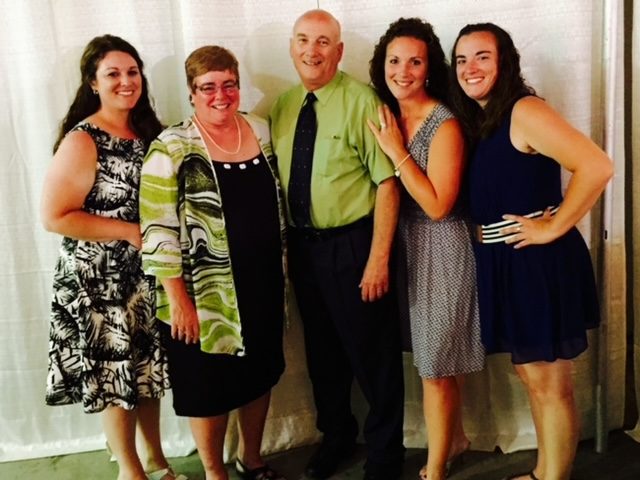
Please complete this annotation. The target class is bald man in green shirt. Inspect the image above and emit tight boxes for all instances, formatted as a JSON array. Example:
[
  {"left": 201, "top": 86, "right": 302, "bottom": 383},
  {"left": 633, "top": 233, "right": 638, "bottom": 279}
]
[{"left": 270, "top": 9, "right": 405, "bottom": 480}]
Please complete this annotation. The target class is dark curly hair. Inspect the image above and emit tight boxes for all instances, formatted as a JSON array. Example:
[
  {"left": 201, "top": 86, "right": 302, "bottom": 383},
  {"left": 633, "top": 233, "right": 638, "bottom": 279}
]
[
  {"left": 449, "top": 23, "right": 536, "bottom": 141},
  {"left": 53, "top": 34, "right": 163, "bottom": 152},
  {"left": 369, "top": 17, "right": 450, "bottom": 116}
]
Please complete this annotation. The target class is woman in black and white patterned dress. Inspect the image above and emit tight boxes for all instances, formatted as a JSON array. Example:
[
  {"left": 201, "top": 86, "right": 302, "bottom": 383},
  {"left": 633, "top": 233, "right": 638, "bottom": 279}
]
[
  {"left": 368, "top": 19, "right": 485, "bottom": 480},
  {"left": 42, "top": 35, "right": 185, "bottom": 480}
]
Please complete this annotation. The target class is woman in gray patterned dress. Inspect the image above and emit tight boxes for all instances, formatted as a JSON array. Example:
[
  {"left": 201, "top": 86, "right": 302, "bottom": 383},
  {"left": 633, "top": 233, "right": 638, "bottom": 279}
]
[
  {"left": 368, "top": 19, "right": 485, "bottom": 480},
  {"left": 41, "top": 35, "right": 185, "bottom": 480}
]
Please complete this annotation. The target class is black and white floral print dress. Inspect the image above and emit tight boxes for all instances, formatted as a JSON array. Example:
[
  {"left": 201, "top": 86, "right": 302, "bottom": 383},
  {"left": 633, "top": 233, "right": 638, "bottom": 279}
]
[{"left": 45, "top": 123, "right": 169, "bottom": 413}]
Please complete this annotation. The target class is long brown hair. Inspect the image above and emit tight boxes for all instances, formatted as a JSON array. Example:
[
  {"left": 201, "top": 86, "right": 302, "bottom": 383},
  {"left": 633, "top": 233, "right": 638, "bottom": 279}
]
[
  {"left": 53, "top": 34, "right": 162, "bottom": 152},
  {"left": 449, "top": 23, "right": 536, "bottom": 142}
]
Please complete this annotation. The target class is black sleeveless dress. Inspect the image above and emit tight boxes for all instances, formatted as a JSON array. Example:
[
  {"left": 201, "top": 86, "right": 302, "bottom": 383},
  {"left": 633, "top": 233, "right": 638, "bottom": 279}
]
[{"left": 161, "top": 153, "right": 285, "bottom": 416}]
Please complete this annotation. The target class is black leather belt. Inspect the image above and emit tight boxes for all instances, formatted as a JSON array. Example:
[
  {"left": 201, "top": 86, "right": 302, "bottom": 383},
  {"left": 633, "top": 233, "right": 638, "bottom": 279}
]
[{"left": 289, "top": 216, "right": 372, "bottom": 241}]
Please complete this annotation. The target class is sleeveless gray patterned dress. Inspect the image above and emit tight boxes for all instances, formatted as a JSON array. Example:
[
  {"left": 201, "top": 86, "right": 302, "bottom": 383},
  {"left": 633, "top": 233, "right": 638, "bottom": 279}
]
[
  {"left": 45, "top": 123, "right": 169, "bottom": 413},
  {"left": 399, "top": 104, "right": 485, "bottom": 378}
]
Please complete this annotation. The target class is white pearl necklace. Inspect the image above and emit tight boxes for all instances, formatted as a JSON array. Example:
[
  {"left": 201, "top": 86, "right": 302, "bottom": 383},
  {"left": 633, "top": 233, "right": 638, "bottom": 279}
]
[{"left": 193, "top": 114, "right": 242, "bottom": 155}]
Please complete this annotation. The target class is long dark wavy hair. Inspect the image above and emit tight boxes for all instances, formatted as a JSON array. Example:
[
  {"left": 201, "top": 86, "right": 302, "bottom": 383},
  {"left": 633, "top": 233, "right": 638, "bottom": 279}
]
[
  {"left": 449, "top": 23, "right": 536, "bottom": 142},
  {"left": 53, "top": 34, "right": 162, "bottom": 152},
  {"left": 369, "top": 17, "right": 450, "bottom": 116}
]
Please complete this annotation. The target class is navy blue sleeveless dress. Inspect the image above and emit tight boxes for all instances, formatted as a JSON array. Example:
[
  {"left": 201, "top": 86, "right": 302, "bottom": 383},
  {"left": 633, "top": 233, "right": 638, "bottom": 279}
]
[{"left": 468, "top": 105, "right": 599, "bottom": 364}]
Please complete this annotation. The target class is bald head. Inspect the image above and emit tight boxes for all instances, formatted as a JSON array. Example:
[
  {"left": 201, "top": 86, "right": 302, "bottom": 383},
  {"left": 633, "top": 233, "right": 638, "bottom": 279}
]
[{"left": 293, "top": 9, "right": 341, "bottom": 41}]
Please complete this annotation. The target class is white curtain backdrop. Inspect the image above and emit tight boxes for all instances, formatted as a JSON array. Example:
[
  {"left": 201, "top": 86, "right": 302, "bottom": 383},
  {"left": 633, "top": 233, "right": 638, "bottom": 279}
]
[{"left": 0, "top": 0, "right": 628, "bottom": 463}]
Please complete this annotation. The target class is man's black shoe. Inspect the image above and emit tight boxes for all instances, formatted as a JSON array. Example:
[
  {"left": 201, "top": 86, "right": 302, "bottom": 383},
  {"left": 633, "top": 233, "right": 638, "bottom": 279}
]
[{"left": 304, "top": 440, "right": 356, "bottom": 479}]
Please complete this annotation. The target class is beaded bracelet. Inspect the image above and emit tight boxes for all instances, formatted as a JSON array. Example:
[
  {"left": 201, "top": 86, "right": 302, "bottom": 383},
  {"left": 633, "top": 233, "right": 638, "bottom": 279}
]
[{"left": 394, "top": 153, "right": 411, "bottom": 177}]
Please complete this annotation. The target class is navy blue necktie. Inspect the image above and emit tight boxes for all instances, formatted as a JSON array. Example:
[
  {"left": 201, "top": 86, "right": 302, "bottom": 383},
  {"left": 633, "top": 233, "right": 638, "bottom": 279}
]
[{"left": 289, "top": 92, "right": 317, "bottom": 227}]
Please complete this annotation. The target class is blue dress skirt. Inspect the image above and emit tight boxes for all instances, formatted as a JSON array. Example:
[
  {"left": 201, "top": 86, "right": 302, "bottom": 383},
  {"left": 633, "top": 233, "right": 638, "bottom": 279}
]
[{"left": 468, "top": 105, "right": 599, "bottom": 364}]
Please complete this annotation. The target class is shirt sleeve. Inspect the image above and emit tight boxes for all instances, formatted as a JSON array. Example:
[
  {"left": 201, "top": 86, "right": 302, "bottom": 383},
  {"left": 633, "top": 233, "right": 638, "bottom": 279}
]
[
  {"left": 358, "top": 92, "right": 395, "bottom": 185},
  {"left": 139, "top": 135, "right": 183, "bottom": 278}
]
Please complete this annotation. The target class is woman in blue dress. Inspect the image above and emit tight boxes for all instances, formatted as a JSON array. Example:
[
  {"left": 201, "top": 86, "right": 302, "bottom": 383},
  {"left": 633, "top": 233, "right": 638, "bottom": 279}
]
[{"left": 450, "top": 23, "right": 612, "bottom": 480}]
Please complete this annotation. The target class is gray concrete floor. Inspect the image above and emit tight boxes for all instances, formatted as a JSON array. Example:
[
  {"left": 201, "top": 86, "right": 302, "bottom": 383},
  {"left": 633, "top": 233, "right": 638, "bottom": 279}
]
[{"left": 1, "top": 429, "right": 638, "bottom": 479}]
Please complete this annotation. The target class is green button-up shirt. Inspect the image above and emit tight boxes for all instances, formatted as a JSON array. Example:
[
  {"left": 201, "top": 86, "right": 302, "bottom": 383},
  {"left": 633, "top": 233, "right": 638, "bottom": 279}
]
[{"left": 270, "top": 71, "right": 394, "bottom": 229}]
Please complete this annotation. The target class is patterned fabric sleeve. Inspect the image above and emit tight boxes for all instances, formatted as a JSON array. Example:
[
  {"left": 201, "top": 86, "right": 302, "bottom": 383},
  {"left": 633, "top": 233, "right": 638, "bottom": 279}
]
[
  {"left": 140, "top": 136, "right": 183, "bottom": 278},
  {"left": 140, "top": 122, "right": 246, "bottom": 355},
  {"left": 140, "top": 116, "right": 286, "bottom": 355}
]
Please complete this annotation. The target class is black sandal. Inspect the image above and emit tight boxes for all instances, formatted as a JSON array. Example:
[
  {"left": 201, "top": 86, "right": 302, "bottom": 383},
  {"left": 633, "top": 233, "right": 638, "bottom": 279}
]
[{"left": 235, "top": 458, "right": 286, "bottom": 480}]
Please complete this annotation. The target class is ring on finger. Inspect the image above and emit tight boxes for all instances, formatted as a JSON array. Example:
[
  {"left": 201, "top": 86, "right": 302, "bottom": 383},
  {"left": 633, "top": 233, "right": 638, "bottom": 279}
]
[{"left": 380, "top": 123, "right": 387, "bottom": 129}]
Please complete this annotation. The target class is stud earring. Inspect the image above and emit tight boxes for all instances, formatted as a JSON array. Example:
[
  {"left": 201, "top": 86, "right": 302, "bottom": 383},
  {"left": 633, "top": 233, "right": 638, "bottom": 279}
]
[
  {"left": 425, "top": 78, "right": 430, "bottom": 88},
  {"left": 92, "top": 89, "right": 98, "bottom": 95}
]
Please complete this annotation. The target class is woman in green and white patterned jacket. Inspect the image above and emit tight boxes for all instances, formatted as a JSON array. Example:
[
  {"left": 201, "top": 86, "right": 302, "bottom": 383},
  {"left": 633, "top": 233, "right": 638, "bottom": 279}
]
[{"left": 140, "top": 45, "right": 287, "bottom": 480}]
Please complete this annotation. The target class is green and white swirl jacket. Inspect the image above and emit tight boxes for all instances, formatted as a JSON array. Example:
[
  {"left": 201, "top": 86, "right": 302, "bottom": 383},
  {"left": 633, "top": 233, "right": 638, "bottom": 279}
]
[{"left": 140, "top": 113, "right": 287, "bottom": 355}]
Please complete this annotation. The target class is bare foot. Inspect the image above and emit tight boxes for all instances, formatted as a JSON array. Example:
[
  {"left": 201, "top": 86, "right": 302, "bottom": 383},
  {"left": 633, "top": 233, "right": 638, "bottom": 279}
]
[
  {"left": 449, "top": 437, "right": 471, "bottom": 459},
  {"left": 419, "top": 464, "right": 427, "bottom": 479}
]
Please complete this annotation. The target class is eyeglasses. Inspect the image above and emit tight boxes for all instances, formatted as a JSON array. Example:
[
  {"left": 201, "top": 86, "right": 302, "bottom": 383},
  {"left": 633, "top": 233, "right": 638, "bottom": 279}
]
[{"left": 194, "top": 80, "right": 239, "bottom": 96}]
